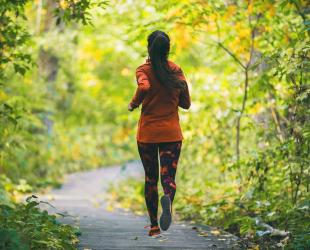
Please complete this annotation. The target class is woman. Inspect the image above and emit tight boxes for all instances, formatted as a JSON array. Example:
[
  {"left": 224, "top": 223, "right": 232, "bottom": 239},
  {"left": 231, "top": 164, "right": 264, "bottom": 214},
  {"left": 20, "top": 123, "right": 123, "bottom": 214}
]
[{"left": 128, "top": 30, "right": 191, "bottom": 237}]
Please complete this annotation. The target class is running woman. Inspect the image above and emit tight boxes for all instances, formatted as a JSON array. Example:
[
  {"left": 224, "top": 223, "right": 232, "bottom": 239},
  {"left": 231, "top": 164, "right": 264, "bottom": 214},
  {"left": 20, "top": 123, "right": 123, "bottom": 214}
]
[{"left": 128, "top": 30, "right": 191, "bottom": 237}]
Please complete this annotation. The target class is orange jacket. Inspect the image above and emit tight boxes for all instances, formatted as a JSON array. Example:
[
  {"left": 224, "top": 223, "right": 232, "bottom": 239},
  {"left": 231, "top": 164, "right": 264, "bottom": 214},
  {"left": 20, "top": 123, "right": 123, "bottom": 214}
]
[{"left": 130, "top": 59, "right": 191, "bottom": 143}]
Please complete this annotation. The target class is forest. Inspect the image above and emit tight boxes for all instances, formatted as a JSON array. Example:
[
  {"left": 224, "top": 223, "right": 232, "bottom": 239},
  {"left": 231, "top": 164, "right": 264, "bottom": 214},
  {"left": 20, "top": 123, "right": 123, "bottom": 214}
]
[{"left": 0, "top": 0, "right": 309, "bottom": 249}]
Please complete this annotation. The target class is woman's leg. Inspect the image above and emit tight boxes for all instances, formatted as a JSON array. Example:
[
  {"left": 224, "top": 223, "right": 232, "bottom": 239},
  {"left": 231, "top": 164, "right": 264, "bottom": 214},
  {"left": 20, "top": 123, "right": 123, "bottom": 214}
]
[
  {"left": 159, "top": 141, "right": 182, "bottom": 204},
  {"left": 137, "top": 141, "right": 159, "bottom": 227}
]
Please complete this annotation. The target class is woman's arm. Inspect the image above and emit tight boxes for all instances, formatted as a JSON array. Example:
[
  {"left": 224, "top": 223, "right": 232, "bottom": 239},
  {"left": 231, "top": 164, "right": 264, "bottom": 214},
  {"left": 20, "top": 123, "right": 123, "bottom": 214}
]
[
  {"left": 129, "top": 66, "right": 150, "bottom": 111},
  {"left": 177, "top": 68, "right": 191, "bottom": 109},
  {"left": 179, "top": 82, "right": 191, "bottom": 109}
]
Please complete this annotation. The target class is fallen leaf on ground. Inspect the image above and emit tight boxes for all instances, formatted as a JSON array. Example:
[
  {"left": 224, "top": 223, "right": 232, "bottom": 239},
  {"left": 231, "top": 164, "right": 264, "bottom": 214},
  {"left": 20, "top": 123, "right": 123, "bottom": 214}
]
[
  {"left": 198, "top": 232, "right": 209, "bottom": 237},
  {"left": 211, "top": 230, "right": 221, "bottom": 236},
  {"left": 248, "top": 245, "right": 259, "bottom": 250}
]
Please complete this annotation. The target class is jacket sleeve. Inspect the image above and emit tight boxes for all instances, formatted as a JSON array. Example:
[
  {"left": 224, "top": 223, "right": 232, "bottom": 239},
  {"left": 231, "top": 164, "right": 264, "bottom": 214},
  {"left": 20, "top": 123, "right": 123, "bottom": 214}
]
[
  {"left": 177, "top": 68, "right": 191, "bottom": 110},
  {"left": 130, "top": 66, "right": 150, "bottom": 108}
]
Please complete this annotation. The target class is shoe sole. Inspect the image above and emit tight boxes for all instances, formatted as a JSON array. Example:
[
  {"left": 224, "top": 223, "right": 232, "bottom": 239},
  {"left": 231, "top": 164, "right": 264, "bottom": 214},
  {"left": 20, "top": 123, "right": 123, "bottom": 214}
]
[{"left": 159, "top": 195, "right": 172, "bottom": 231}]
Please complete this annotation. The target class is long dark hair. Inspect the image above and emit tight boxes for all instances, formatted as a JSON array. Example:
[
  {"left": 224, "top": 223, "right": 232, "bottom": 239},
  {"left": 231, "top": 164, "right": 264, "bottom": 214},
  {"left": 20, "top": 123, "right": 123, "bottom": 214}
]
[{"left": 147, "top": 30, "right": 186, "bottom": 90}]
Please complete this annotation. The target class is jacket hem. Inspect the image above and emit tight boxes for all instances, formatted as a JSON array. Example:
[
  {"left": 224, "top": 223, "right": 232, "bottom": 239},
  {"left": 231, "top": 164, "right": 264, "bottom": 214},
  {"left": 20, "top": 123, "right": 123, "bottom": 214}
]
[{"left": 136, "top": 137, "right": 184, "bottom": 143}]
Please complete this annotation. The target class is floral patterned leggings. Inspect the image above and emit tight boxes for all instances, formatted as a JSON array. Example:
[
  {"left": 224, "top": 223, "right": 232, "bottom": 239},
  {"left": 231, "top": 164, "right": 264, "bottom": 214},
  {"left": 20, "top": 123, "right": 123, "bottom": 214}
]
[{"left": 137, "top": 140, "right": 182, "bottom": 227}]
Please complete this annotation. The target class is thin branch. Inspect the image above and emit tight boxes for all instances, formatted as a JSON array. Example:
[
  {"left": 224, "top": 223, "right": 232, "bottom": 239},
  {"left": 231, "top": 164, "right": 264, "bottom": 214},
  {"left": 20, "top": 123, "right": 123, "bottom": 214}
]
[
  {"left": 236, "top": 0, "right": 259, "bottom": 169},
  {"left": 218, "top": 42, "right": 246, "bottom": 69},
  {"left": 213, "top": 12, "right": 247, "bottom": 70},
  {"left": 188, "top": 26, "right": 247, "bottom": 69},
  {"left": 236, "top": 69, "right": 249, "bottom": 164}
]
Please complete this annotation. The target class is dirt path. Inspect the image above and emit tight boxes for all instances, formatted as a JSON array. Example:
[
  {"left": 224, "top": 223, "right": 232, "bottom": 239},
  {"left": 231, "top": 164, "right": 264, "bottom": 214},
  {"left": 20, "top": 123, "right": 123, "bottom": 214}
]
[{"left": 38, "top": 161, "right": 241, "bottom": 250}]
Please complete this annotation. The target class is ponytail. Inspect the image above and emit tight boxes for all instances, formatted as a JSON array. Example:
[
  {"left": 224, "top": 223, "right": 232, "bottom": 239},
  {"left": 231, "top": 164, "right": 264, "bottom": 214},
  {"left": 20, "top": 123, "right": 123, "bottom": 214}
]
[{"left": 147, "top": 30, "right": 186, "bottom": 90}]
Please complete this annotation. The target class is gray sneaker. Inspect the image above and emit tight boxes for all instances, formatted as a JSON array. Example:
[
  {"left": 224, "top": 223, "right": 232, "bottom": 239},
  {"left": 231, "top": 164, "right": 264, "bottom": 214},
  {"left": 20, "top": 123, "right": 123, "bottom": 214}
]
[{"left": 159, "top": 195, "right": 172, "bottom": 231}]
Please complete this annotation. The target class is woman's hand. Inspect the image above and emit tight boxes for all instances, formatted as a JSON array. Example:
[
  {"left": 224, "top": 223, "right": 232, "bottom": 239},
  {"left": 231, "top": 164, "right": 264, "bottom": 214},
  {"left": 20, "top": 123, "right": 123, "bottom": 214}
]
[{"left": 128, "top": 103, "right": 134, "bottom": 112}]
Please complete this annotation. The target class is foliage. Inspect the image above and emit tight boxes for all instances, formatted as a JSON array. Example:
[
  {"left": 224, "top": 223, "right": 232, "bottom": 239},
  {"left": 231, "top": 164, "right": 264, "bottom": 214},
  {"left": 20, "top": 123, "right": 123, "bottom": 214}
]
[
  {"left": 0, "top": 0, "right": 309, "bottom": 249},
  {"left": 0, "top": 195, "right": 78, "bottom": 250},
  {"left": 0, "top": 0, "right": 106, "bottom": 248}
]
